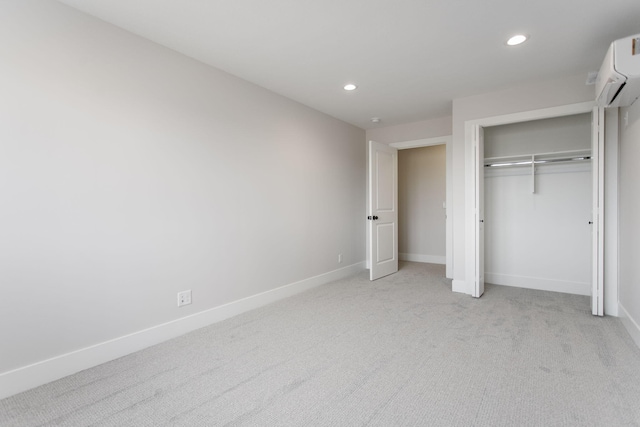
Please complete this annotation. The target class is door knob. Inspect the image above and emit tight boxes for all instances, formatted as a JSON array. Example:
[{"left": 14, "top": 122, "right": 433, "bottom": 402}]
[{"left": 373, "top": 216, "right": 379, "bottom": 220}]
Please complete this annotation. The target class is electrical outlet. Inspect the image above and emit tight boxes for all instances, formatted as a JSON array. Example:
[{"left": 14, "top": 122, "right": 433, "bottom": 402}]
[
  {"left": 177, "top": 290, "right": 192, "bottom": 307},
  {"left": 338, "top": 253, "right": 343, "bottom": 263}
]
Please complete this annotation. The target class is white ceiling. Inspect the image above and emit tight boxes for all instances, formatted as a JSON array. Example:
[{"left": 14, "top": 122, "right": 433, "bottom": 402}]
[{"left": 57, "top": 0, "right": 640, "bottom": 129}]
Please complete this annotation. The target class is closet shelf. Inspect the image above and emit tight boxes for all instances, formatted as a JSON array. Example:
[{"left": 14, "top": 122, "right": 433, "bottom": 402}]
[
  {"left": 484, "top": 149, "right": 591, "bottom": 193},
  {"left": 484, "top": 149, "right": 591, "bottom": 168}
]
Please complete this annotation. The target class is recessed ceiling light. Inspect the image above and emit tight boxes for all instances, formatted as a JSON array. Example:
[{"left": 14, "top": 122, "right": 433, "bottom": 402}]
[
  {"left": 371, "top": 117, "right": 381, "bottom": 123},
  {"left": 343, "top": 83, "right": 357, "bottom": 91},
  {"left": 506, "top": 34, "right": 528, "bottom": 46}
]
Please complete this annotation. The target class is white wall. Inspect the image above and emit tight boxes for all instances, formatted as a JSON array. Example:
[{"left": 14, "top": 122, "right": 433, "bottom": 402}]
[
  {"left": 451, "top": 75, "right": 595, "bottom": 293},
  {"left": 0, "top": 1, "right": 365, "bottom": 397},
  {"left": 483, "top": 114, "right": 592, "bottom": 295},
  {"left": 483, "top": 114, "right": 592, "bottom": 157},
  {"left": 398, "top": 145, "right": 446, "bottom": 264},
  {"left": 604, "top": 109, "right": 619, "bottom": 316},
  {"left": 366, "top": 116, "right": 452, "bottom": 144},
  {"left": 618, "top": 101, "right": 640, "bottom": 346}
]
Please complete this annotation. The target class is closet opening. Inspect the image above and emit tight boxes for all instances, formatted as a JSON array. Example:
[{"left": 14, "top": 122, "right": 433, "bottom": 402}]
[{"left": 482, "top": 113, "right": 593, "bottom": 297}]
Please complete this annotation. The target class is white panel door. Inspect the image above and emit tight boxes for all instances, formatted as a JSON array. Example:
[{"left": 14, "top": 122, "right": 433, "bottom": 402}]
[
  {"left": 474, "top": 126, "right": 485, "bottom": 297},
  {"left": 591, "top": 107, "right": 605, "bottom": 316},
  {"left": 369, "top": 140, "right": 398, "bottom": 281}
]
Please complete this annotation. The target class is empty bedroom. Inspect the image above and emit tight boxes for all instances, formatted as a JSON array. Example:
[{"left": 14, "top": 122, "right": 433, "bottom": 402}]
[{"left": 2, "top": 0, "right": 640, "bottom": 425}]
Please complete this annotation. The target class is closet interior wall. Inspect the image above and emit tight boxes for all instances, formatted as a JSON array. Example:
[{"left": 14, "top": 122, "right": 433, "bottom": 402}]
[{"left": 483, "top": 113, "right": 593, "bottom": 295}]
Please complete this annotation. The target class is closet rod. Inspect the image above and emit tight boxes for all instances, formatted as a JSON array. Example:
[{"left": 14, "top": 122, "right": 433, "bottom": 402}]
[
  {"left": 484, "top": 149, "right": 590, "bottom": 162},
  {"left": 485, "top": 156, "right": 591, "bottom": 168}
]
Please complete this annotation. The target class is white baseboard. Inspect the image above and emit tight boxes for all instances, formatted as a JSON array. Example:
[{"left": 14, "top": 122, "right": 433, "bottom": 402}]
[
  {"left": 0, "top": 262, "right": 366, "bottom": 400},
  {"left": 619, "top": 303, "right": 640, "bottom": 349},
  {"left": 485, "top": 272, "right": 590, "bottom": 296},
  {"left": 452, "top": 279, "right": 468, "bottom": 294},
  {"left": 399, "top": 253, "right": 446, "bottom": 265}
]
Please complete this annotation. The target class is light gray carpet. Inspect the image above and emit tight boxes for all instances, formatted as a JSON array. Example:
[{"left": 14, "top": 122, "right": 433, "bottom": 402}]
[{"left": 2, "top": 262, "right": 640, "bottom": 426}]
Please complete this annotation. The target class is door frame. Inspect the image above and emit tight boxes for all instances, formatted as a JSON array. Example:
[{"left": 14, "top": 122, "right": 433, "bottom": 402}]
[
  {"left": 389, "top": 136, "right": 453, "bottom": 278},
  {"left": 366, "top": 136, "right": 452, "bottom": 276},
  {"left": 464, "top": 101, "right": 608, "bottom": 314}
]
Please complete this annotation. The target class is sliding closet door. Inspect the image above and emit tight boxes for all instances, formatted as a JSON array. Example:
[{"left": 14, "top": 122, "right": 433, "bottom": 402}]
[
  {"left": 591, "top": 107, "right": 604, "bottom": 316},
  {"left": 474, "top": 126, "right": 485, "bottom": 298}
]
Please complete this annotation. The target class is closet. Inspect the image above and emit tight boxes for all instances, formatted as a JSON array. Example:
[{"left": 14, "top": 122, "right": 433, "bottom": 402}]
[{"left": 483, "top": 113, "right": 592, "bottom": 295}]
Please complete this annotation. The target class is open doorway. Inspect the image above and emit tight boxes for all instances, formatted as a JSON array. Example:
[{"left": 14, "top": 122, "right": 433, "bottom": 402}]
[
  {"left": 367, "top": 135, "right": 452, "bottom": 280},
  {"left": 397, "top": 145, "right": 446, "bottom": 266},
  {"left": 389, "top": 136, "right": 453, "bottom": 278}
]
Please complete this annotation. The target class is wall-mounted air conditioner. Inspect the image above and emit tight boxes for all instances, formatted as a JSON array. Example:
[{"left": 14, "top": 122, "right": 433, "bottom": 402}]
[{"left": 596, "top": 34, "right": 640, "bottom": 108}]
